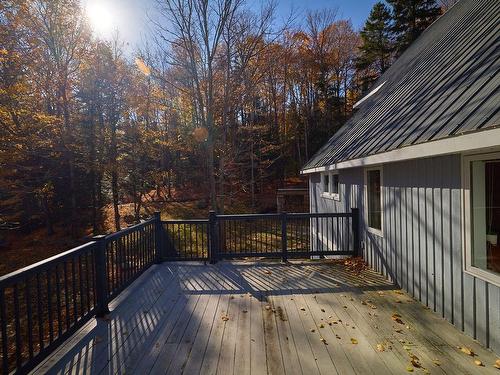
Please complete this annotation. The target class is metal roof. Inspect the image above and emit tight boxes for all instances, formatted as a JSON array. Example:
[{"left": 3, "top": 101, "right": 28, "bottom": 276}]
[{"left": 302, "top": 0, "right": 500, "bottom": 171}]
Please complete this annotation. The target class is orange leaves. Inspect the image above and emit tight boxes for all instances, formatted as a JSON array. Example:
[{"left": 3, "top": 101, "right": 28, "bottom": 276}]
[{"left": 135, "top": 58, "right": 151, "bottom": 76}]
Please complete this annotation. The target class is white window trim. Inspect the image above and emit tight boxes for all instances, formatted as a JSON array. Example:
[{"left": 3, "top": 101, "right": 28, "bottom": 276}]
[
  {"left": 364, "top": 166, "right": 384, "bottom": 237},
  {"left": 321, "top": 171, "right": 340, "bottom": 201},
  {"left": 462, "top": 151, "right": 500, "bottom": 287}
]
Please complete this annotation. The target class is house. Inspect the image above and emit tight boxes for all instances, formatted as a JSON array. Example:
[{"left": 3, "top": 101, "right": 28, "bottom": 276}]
[{"left": 301, "top": 0, "right": 500, "bottom": 354}]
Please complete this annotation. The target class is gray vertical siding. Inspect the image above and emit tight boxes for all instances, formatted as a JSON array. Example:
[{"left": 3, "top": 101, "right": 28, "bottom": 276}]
[{"left": 310, "top": 154, "right": 500, "bottom": 354}]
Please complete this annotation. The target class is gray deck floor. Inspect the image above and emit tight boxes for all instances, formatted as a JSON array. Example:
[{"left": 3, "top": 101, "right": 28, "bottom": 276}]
[{"left": 33, "top": 260, "right": 499, "bottom": 375}]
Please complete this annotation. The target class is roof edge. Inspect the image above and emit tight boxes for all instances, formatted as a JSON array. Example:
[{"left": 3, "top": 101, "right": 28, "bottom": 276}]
[{"left": 300, "top": 127, "right": 500, "bottom": 174}]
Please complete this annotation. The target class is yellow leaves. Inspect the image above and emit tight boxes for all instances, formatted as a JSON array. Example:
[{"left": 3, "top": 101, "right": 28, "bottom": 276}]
[
  {"left": 376, "top": 343, "right": 385, "bottom": 352},
  {"left": 320, "top": 337, "right": 327, "bottom": 345},
  {"left": 474, "top": 359, "right": 484, "bottom": 367},
  {"left": 135, "top": 58, "right": 151, "bottom": 76},
  {"left": 458, "top": 346, "right": 475, "bottom": 356},
  {"left": 494, "top": 359, "right": 500, "bottom": 369},
  {"left": 350, "top": 338, "right": 358, "bottom": 344},
  {"left": 221, "top": 314, "right": 229, "bottom": 321}
]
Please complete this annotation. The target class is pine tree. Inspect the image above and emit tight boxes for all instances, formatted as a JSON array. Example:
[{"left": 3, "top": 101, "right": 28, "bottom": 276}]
[
  {"left": 357, "top": 2, "right": 394, "bottom": 89},
  {"left": 388, "top": 0, "right": 442, "bottom": 55}
]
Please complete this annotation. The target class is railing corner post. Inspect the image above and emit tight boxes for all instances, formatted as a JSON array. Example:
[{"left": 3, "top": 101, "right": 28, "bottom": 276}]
[
  {"left": 154, "top": 211, "right": 163, "bottom": 264},
  {"left": 281, "top": 212, "right": 288, "bottom": 262},
  {"left": 208, "top": 210, "right": 218, "bottom": 264},
  {"left": 92, "top": 235, "right": 110, "bottom": 317},
  {"left": 351, "top": 207, "right": 360, "bottom": 257}
]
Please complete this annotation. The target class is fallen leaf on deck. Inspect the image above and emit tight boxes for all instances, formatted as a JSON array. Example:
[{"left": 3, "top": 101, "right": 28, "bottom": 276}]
[
  {"left": 230, "top": 296, "right": 235, "bottom": 299},
  {"left": 395, "top": 329, "right": 404, "bottom": 333},
  {"left": 361, "top": 301, "right": 367, "bottom": 305},
  {"left": 495, "top": 359, "right": 500, "bottom": 369},
  {"left": 474, "top": 360, "right": 484, "bottom": 367},
  {"left": 300, "top": 307, "right": 306, "bottom": 311},
  {"left": 376, "top": 344, "right": 385, "bottom": 352},
  {"left": 320, "top": 337, "right": 327, "bottom": 345},
  {"left": 391, "top": 313, "right": 404, "bottom": 324},
  {"left": 265, "top": 305, "right": 271, "bottom": 310},
  {"left": 350, "top": 338, "right": 358, "bottom": 344},
  {"left": 320, "top": 324, "right": 324, "bottom": 328},
  {"left": 310, "top": 328, "right": 315, "bottom": 333},
  {"left": 395, "top": 291, "right": 405, "bottom": 295},
  {"left": 221, "top": 315, "right": 230, "bottom": 321},
  {"left": 432, "top": 359, "right": 441, "bottom": 366},
  {"left": 320, "top": 308, "right": 325, "bottom": 312},
  {"left": 242, "top": 310, "right": 248, "bottom": 313},
  {"left": 336, "top": 334, "right": 341, "bottom": 339},
  {"left": 343, "top": 305, "right": 348, "bottom": 309},
  {"left": 264, "top": 270, "right": 272, "bottom": 274},
  {"left": 459, "top": 346, "right": 475, "bottom": 356},
  {"left": 406, "top": 365, "right": 414, "bottom": 372}
]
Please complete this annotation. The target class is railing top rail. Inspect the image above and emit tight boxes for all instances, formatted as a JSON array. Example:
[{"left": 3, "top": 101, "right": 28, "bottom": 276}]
[
  {"left": 162, "top": 219, "right": 209, "bottom": 224},
  {"left": 215, "top": 212, "right": 353, "bottom": 220},
  {"left": 0, "top": 241, "right": 96, "bottom": 288},
  {"left": 216, "top": 213, "right": 282, "bottom": 220},
  {"left": 287, "top": 212, "right": 354, "bottom": 218},
  {"left": 105, "top": 218, "right": 156, "bottom": 241}
]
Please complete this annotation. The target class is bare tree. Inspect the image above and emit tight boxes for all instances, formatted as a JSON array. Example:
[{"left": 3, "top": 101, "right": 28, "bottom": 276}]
[{"left": 153, "top": 0, "right": 242, "bottom": 210}]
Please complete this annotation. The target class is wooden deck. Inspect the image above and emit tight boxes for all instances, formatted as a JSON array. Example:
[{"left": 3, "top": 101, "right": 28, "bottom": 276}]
[{"left": 33, "top": 260, "right": 499, "bottom": 374}]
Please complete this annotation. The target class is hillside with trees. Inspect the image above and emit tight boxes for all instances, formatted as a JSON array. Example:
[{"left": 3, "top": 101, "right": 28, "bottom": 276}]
[{"left": 0, "top": 0, "right": 444, "bottom": 272}]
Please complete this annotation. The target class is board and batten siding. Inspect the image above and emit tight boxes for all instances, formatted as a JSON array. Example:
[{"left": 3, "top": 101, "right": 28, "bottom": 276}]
[{"left": 309, "top": 154, "right": 500, "bottom": 354}]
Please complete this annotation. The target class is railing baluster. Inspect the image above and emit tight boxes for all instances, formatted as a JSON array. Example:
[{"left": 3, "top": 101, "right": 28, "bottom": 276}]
[
  {"left": 71, "top": 258, "right": 77, "bottom": 323},
  {"left": 85, "top": 253, "right": 91, "bottom": 312},
  {"left": 78, "top": 256, "right": 85, "bottom": 315},
  {"left": 25, "top": 278, "right": 34, "bottom": 359},
  {"left": 63, "top": 262, "right": 70, "bottom": 330},
  {"left": 47, "top": 270, "right": 54, "bottom": 342},
  {"left": 55, "top": 265, "right": 62, "bottom": 336},
  {"left": 13, "top": 283, "right": 22, "bottom": 369},
  {"left": 0, "top": 288, "right": 8, "bottom": 374},
  {"left": 36, "top": 273, "right": 44, "bottom": 350}
]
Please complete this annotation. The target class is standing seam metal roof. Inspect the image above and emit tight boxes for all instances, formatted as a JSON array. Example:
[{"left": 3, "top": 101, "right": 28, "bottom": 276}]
[{"left": 302, "top": 0, "right": 500, "bottom": 171}]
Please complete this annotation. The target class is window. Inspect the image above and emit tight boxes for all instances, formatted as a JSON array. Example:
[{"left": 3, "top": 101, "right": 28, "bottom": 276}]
[
  {"left": 366, "top": 168, "right": 383, "bottom": 234},
  {"left": 464, "top": 153, "right": 500, "bottom": 285},
  {"left": 321, "top": 172, "right": 340, "bottom": 200}
]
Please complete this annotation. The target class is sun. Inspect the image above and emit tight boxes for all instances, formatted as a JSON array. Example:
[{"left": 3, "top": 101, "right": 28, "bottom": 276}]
[{"left": 85, "top": 1, "right": 117, "bottom": 39}]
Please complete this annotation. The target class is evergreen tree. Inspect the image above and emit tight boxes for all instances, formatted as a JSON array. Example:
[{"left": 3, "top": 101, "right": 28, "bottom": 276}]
[
  {"left": 357, "top": 2, "right": 394, "bottom": 89},
  {"left": 388, "top": 0, "right": 442, "bottom": 55}
]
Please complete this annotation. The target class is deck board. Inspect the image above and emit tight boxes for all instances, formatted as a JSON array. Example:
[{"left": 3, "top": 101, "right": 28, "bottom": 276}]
[{"left": 32, "top": 260, "right": 499, "bottom": 375}]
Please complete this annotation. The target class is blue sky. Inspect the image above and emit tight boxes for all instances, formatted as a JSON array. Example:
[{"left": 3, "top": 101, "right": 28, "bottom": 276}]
[{"left": 83, "top": 0, "right": 378, "bottom": 52}]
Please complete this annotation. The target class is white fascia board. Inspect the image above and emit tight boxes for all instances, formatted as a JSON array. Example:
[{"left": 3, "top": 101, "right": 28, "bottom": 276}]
[{"left": 300, "top": 127, "right": 500, "bottom": 175}]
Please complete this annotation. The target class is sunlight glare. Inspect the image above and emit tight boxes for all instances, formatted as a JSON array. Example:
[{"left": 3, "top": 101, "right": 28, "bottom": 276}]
[{"left": 86, "top": 1, "right": 117, "bottom": 39}]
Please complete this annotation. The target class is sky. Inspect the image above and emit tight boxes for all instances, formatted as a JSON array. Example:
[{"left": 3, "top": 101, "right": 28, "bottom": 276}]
[{"left": 82, "top": 0, "right": 378, "bottom": 53}]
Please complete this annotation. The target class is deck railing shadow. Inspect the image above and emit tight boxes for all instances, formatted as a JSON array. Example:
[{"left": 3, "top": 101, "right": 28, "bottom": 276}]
[{"left": 165, "top": 261, "right": 396, "bottom": 302}]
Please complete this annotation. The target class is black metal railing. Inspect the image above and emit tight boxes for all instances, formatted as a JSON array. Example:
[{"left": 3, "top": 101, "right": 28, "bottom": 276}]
[
  {"left": 161, "top": 209, "right": 360, "bottom": 262},
  {"left": 0, "top": 215, "right": 161, "bottom": 374},
  {"left": 162, "top": 220, "right": 209, "bottom": 261},
  {"left": 1, "top": 209, "right": 359, "bottom": 373},
  {"left": 0, "top": 242, "right": 97, "bottom": 374}
]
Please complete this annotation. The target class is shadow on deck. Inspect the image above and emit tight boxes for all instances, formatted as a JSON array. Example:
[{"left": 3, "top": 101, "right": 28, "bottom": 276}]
[{"left": 32, "top": 261, "right": 499, "bottom": 375}]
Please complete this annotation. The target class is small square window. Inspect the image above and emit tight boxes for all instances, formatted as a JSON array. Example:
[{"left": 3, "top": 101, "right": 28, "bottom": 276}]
[
  {"left": 321, "top": 172, "right": 340, "bottom": 200},
  {"left": 331, "top": 173, "right": 339, "bottom": 194},
  {"left": 323, "top": 174, "right": 329, "bottom": 193}
]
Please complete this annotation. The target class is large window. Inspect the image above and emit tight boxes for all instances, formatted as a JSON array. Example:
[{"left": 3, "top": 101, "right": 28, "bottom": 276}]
[
  {"left": 321, "top": 172, "right": 340, "bottom": 200},
  {"left": 465, "top": 153, "right": 500, "bottom": 284},
  {"left": 366, "top": 168, "right": 382, "bottom": 234}
]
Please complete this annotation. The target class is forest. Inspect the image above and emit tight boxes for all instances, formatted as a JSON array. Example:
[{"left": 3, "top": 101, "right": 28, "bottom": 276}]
[{"left": 0, "top": 0, "right": 448, "bottom": 271}]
